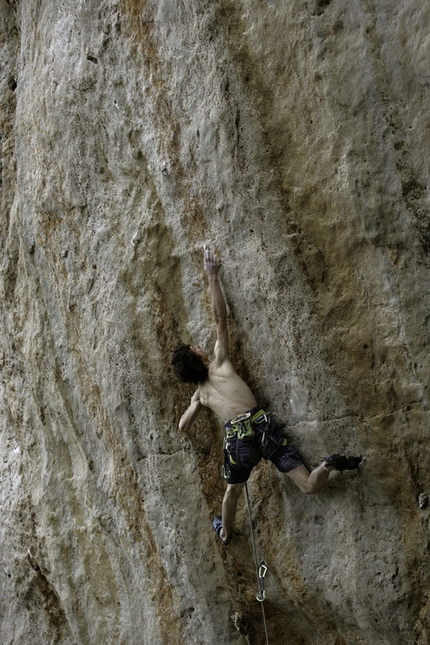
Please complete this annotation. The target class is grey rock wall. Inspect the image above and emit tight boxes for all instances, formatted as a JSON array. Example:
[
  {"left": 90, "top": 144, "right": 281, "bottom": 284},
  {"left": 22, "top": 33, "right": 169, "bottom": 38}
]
[{"left": 0, "top": 1, "right": 429, "bottom": 643}]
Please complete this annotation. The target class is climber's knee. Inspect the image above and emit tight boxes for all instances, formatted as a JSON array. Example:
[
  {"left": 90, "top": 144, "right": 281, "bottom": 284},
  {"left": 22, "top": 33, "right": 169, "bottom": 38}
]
[{"left": 286, "top": 465, "right": 317, "bottom": 494}]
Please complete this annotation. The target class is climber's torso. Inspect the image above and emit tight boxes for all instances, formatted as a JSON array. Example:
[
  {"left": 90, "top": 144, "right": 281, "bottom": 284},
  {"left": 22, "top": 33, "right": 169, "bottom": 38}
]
[{"left": 198, "top": 358, "right": 257, "bottom": 423}]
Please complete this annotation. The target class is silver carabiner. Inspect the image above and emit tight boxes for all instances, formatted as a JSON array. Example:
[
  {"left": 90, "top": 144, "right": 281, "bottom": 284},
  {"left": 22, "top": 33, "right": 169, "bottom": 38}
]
[{"left": 256, "top": 561, "right": 268, "bottom": 602}]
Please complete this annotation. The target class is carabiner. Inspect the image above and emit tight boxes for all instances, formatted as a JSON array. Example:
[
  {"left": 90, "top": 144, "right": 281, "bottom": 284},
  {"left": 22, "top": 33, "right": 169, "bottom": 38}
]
[{"left": 256, "top": 561, "right": 268, "bottom": 602}]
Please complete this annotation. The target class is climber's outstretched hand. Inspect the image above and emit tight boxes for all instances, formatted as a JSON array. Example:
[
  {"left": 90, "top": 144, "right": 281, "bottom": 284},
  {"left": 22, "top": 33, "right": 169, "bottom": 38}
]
[{"left": 204, "top": 245, "right": 221, "bottom": 278}]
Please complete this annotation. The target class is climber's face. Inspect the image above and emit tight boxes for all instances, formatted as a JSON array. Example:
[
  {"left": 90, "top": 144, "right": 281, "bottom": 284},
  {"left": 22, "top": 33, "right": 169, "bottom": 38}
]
[{"left": 190, "top": 345, "right": 209, "bottom": 364}]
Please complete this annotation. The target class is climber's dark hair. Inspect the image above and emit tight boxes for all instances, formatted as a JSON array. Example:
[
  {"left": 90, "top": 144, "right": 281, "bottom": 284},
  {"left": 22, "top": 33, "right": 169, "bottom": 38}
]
[{"left": 171, "top": 344, "right": 209, "bottom": 384}]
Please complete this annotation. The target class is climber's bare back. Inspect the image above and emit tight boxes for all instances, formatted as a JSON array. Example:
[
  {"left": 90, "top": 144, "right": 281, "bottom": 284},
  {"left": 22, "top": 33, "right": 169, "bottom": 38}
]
[{"left": 197, "top": 354, "right": 257, "bottom": 423}]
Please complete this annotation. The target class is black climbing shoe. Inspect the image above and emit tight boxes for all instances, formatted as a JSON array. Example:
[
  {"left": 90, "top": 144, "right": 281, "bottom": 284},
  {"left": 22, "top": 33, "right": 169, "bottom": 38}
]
[
  {"left": 212, "top": 516, "right": 230, "bottom": 545},
  {"left": 323, "top": 454, "right": 362, "bottom": 471}
]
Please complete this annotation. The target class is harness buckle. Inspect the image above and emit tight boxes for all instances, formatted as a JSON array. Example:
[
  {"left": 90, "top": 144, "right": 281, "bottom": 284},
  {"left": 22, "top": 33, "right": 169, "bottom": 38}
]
[
  {"left": 251, "top": 410, "right": 269, "bottom": 425},
  {"left": 230, "top": 411, "right": 252, "bottom": 425},
  {"left": 228, "top": 411, "right": 254, "bottom": 440},
  {"left": 226, "top": 409, "right": 269, "bottom": 441}
]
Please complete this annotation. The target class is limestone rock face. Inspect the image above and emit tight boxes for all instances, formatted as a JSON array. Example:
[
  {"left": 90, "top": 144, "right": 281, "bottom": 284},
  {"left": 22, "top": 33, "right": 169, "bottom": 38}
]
[{"left": 1, "top": 1, "right": 429, "bottom": 643}]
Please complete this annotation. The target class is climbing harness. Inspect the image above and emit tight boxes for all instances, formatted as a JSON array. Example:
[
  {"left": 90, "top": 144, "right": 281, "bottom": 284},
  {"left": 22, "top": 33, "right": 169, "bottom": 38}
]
[
  {"left": 245, "top": 482, "right": 270, "bottom": 645},
  {"left": 226, "top": 409, "right": 268, "bottom": 441},
  {"left": 222, "top": 409, "right": 272, "bottom": 480}
]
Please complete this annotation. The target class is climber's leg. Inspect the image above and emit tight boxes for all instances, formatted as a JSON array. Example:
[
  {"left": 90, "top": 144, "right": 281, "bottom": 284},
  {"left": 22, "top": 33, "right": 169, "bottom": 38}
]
[
  {"left": 286, "top": 462, "right": 333, "bottom": 494},
  {"left": 214, "top": 482, "right": 245, "bottom": 544},
  {"left": 286, "top": 454, "right": 362, "bottom": 494},
  {"left": 221, "top": 482, "right": 245, "bottom": 541}
]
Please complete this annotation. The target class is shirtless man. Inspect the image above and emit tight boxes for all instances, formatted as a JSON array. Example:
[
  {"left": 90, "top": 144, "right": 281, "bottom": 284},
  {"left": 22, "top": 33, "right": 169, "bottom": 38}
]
[{"left": 172, "top": 247, "right": 361, "bottom": 544}]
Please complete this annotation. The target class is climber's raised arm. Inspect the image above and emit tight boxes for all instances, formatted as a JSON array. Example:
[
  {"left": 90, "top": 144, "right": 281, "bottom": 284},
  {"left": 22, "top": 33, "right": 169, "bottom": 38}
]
[{"left": 204, "top": 247, "right": 228, "bottom": 365}]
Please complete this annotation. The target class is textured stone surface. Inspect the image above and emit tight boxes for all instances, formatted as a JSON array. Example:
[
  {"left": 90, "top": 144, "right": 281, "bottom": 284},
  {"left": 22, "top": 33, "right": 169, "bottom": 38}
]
[{"left": 1, "top": 1, "right": 430, "bottom": 643}]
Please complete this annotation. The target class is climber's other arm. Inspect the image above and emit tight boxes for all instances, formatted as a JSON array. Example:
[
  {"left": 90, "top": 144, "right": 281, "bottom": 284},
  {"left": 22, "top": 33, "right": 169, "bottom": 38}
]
[{"left": 178, "top": 389, "right": 203, "bottom": 432}]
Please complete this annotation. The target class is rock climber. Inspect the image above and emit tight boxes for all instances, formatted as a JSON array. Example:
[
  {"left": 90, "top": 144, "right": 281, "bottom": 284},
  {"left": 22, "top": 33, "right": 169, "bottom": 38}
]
[{"left": 171, "top": 247, "right": 361, "bottom": 545}]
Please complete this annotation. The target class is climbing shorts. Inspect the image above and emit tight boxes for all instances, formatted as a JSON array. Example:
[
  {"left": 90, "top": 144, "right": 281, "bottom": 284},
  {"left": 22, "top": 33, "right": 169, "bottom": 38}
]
[{"left": 222, "top": 406, "right": 303, "bottom": 485}]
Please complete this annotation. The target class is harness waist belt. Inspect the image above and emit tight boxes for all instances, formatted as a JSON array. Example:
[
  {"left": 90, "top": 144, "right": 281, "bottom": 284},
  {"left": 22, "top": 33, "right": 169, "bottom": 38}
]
[{"left": 225, "top": 408, "right": 269, "bottom": 440}]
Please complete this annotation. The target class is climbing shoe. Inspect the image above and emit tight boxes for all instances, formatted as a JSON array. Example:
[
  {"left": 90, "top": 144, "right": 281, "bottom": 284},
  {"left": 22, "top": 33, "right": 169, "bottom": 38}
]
[
  {"left": 323, "top": 454, "right": 362, "bottom": 471},
  {"left": 212, "top": 516, "right": 230, "bottom": 545}
]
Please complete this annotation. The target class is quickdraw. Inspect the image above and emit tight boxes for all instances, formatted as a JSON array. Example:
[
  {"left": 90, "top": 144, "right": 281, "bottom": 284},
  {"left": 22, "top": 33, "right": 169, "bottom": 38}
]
[
  {"left": 245, "top": 483, "right": 270, "bottom": 645},
  {"left": 257, "top": 561, "right": 268, "bottom": 602}
]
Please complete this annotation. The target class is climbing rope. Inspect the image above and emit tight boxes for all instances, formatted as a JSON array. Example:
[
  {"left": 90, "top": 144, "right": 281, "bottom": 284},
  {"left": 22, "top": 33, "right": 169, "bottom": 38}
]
[{"left": 245, "top": 482, "right": 270, "bottom": 645}]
